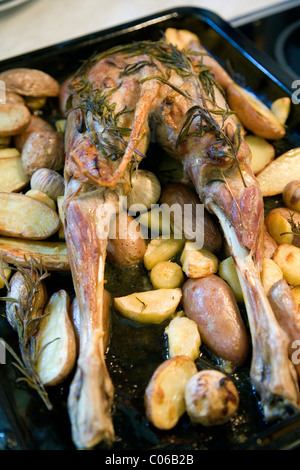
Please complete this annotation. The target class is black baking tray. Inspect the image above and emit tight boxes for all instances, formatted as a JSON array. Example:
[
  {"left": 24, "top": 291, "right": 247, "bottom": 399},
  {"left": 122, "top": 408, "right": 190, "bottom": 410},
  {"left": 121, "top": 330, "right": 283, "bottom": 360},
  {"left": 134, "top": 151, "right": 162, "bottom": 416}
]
[{"left": 1, "top": 6, "right": 300, "bottom": 451}]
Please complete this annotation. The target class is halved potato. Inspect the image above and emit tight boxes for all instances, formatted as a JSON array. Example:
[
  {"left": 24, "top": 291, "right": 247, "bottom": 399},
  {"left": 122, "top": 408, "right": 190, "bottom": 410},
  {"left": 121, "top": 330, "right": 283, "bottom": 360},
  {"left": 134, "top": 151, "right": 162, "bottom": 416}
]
[
  {"left": 265, "top": 210, "right": 294, "bottom": 245},
  {"left": 0, "top": 68, "right": 60, "bottom": 97},
  {"left": 245, "top": 135, "right": 275, "bottom": 174},
  {"left": 272, "top": 244, "right": 300, "bottom": 286},
  {"left": 143, "top": 235, "right": 185, "bottom": 271},
  {"left": 180, "top": 242, "right": 219, "bottom": 278},
  {"left": 226, "top": 83, "right": 285, "bottom": 140},
  {"left": 0, "top": 148, "right": 20, "bottom": 159},
  {"left": 0, "top": 237, "right": 69, "bottom": 271},
  {"left": 0, "top": 156, "right": 29, "bottom": 192},
  {"left": 165, "top": 314, "right": 201, "bottom": 360},
  {"left": 271, "top": 97, "right": 291, "bottom": 125},
  {"left": 0, "top": 103, "right": 31, "bottom": 137},
  {"left": 35, "top": 290, "right": 76, "bottom": 386},
  {"left": 257, "top": 148, "right": 300, "bottom": 196},
  {"left": 144, "top": 356, "right": 197, "bottom": 430},
  {"left": 0, "top": 192, "right": 59, "bottom": 239},
  {"left": 114, "top": 288, "right": 182, "bottom": 324}
]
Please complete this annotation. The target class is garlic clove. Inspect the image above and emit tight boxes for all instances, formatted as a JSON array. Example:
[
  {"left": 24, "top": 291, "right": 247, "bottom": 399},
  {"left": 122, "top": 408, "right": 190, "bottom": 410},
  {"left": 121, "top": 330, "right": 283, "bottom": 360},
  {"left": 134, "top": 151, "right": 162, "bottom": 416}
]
[
  {"left": 127, "top": 169, "right": 161, "bottom": 214},
  {"left": 30, "top": 167, "right": 65, "bottom": 201}
]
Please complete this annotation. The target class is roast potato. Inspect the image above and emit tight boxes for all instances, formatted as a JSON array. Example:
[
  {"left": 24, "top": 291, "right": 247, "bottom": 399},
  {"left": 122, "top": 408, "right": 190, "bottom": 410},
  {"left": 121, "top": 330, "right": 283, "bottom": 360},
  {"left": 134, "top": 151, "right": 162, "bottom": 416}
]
[
  {"left": 114, "top": 288, "right": 182, "bottom": 324},
  {"left": 14, "top": 114, "right": 54, "bottom": 151},
  {"left": 257, "top": 148, "right": 300, "bottom": 196},
  {"left": 144, "top": 356, "right": 197, "bottom": 430},
  {"left": 272, "top": 244, "right": 300, "bottom": 286},
  {"left": 0, "top": 155, "right": 29, "bottom": 192},
  {"left": 0, "top": 103, "right": 31, "bottom": 137},
  {"left": 0, "top": 192, "right": 59, "bottom": 240},
  {"left": 35, "top": 290, "right": 76, "bottom": 386},
  {"left": 245, "top": 135, "right": 275, "bottom": 174},
  {"left": 283, "top": 180, "right": 300, "bottom": 212},
  {"left": 0, "top": 68, "right": 60, "bottom": 97},
  {"left": 0, "top": 237, "right": 69, "bottom": 271},
  {"left": 150, "top": 261, "right": 184, "bottom": 289},
  {"left": 226, "top": 83, "right": 285, "bottom": 140},
  {"left": 184, "top": 370, "right": 239, "bottom": 426},
  {"left": 21, "top": 130, "right": 65, "bottom": 179},
  {"left": 143, "top": 235, "right": 185, "bottom": 271},
  {"left": 182, "top": 275, "right": 249, "bottom": 368},
  {"left": 165, "top": 314, "right": 201, "bottom": 360},
  {"left": 180, "top": 242, "right": 219, "bottom": 278},
  {"left": 271, "top": 97, "right": 291, "bottom": 125}
]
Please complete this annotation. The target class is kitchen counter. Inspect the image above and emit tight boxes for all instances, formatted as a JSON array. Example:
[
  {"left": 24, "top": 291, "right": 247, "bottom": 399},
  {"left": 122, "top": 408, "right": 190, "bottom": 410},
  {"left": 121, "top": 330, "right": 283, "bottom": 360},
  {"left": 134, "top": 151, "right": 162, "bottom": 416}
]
[{"left": 0, "top": 0, "right": 293, "bottom": 61}]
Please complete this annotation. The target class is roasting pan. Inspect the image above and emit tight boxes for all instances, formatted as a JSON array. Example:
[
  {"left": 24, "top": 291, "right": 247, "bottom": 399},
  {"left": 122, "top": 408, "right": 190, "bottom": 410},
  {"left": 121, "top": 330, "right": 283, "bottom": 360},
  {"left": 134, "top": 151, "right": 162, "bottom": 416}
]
[{"left": 1, "top": 6, "right": 300, "bottom": 451}]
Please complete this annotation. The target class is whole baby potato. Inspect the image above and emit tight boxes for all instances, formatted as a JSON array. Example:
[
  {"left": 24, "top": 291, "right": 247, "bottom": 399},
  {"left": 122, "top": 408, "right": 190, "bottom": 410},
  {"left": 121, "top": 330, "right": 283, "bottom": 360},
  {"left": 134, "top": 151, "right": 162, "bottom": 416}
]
[
  {"left": 185, "top": 369, "right": 239, "bottom": 426},
  {"left": 283, "top": 180, "right": 300, "bottom": 212},
  {"left": 0, "top": 68, "right": 59, "bottom": 97},
  {"left": 182, "top": 274, "right": 249, "bottom": 367},
  {"left": 107, "top": 213, "right": 146, "bottom": 267},
  {"left": 21, "top": 130, "right": 65, "bottom": 178},
  {"left": 14, "top": 115, "right": 54, "bottom": 151}
]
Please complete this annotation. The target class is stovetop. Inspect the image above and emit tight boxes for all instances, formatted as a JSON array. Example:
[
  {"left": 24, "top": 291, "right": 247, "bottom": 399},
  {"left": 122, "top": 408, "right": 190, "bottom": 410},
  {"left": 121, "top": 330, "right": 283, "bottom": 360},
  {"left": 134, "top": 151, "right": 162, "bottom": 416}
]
[{"left": 232, "top": 0, "right": 300, "bottom": 79}]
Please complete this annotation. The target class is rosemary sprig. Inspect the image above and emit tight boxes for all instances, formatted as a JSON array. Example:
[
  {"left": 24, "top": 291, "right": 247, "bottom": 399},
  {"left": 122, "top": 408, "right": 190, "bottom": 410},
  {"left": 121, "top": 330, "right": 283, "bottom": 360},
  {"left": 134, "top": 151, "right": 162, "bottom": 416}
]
[{"left": 0, "top": 257, "right": 53, "bottom": 410}]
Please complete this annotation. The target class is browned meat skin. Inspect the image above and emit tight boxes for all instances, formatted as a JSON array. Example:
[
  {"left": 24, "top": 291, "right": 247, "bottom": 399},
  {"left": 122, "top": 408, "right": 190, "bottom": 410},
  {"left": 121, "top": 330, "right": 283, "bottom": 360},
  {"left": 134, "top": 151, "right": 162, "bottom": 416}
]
[
  {"left": 154, "top": 30, "right": 300, "bottom": 419},
  {"left": 63, "top": 30, "right": 300, "bottom": 449}
]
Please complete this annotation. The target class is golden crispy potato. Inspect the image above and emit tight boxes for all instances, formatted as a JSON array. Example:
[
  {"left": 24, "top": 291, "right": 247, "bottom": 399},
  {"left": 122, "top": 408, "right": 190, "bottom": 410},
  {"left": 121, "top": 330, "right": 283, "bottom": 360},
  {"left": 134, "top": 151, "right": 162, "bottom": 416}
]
[
  {"left": 245, "top": 135, "right": 275, "bottom": 174},
  {"left": 144, "top": 356, "right": 197, "bottom": 430},
  {"left": 0, "top": 155, "right": 29, "bottom": 192},
  {"left": 21, "top": 130, "right": 65, "bottom": 179},
  {"left": 25, "top": 189, "right": 56, "bottom": 211},
  {"left": 165, "top": 314, "right": 201, "bottom": 360},
  {"left": 260, "top": 257, "right": 283, "bottom": 295},
  {"left": 226, "top": 83, "right": 285, "bottom": 140},
  {"left": 257, "top": 148, "right": 300, "bottom": 196},
  {"left": 272, "top": 244, "right": 300, "bottom": 286},
  {"left": 114, "top": 288, "right": 182, "bottom": 324},
  {"left": 0, "top": 103, "right": 31, "bottom": 137},
  {"left": 36, "top": 290, "right": 76, "bottom": 386},
  {"left": 180, "top": 242, "right": 219, "bottom": 278},
  {"left": 150, "top": 261, "right": 184, "bottom": 289},
  {"left": 0, "top": 68, "right": 59, "bottom": 97},
  {"left": 0, "top": 237, "right": 69, "bottom": 271},
  {"left": 271, "top": 97, "right": 291, "bottom": 125},
  {"left": 143, "top": 235, "right": 185, "bottom": 271},
  {"left": 265, "top": 209, "right": 294, "bottom": 245},
  {"left": 218, "top": 256, "right": 243, "bottom": 303},
  {"left": 0, "top": 192, "right": 59, "bottom": 240}
]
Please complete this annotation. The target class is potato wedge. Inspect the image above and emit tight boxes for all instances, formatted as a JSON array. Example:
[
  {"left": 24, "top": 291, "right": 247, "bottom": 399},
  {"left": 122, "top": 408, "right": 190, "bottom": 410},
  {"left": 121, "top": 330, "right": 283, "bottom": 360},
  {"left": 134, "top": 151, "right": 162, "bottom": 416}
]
[
  {"left": 143, "top": 235, "right": 185, "bottom": 271},
  {"left": 25, "top": 189, "right": 56, "bottom": 211},
  {"left": 0, "top": 148, "right": 20, "bottom": 159},
  {"left": 0, "top": 156, "right": 29, "bottom": 192},
  {"left": 36, "top": 290, "right": 76, "bottom": 386},
  {"left": 165, "top": 314, "right": 201, "bottom": 360},
  {"left": 0, "top": 103, "right": 31, "bottom": 137},
  {"left": 265, "top": 209, "right": 294, "bottom": 245},
  {"left": 0, "top": 261, "right": 11, "bottom": 289},
  {"left": 218, "top": 256, "right": 243, "bottom": 303},
  {"left": 260, "top": 257, "right": 283, "bottom": 295},
  {"left": 245, "top": 135, "right": 275, "bottom": 174},
  {"left": 272, "top": 244, "right": 300, "bottom": 286},
  {"left": 271, "top": 97, "right": 291, "bottom": 125},
  {"left": 226, "top": 83, "right": 285, "bottom": 140},
  {"left": 0, "top": 237, "right": 69, "bottom": 271},
  {"left": 180, "top": 242, "right": 219, "bottom": 278},
  {"left": 256, "top": 148, "right": 300, "bottom": 196},
  {"left": 0, "top": 192, "right": 59, "bottom": 240},
  {"left": 0, "top": 68, "right": 60, "bottom": 97},
  {"left": 114, "top": 288, "right": 182, "bottom": 324},
  {"left": 144, "top": 356, "right": 197, "bottom": 430}
]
